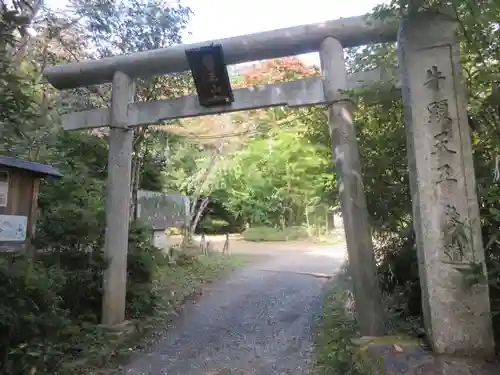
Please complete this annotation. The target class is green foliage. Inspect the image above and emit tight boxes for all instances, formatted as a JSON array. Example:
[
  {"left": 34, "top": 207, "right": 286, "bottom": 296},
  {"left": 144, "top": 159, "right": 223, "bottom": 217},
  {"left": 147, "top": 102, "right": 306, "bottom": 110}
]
[
  {"left": 34, "top": 131, "right": 108, "bottom": 251},
  {"left": 36, "top": 249, "right": 107, "bottom": 323},
  {"left": 242, "top": 226, "right": 308, "bottom": 242},
  {"left": 161, "top": 134, "right": 212, "bottom": 194},
  {"left": 0, "top": 0, "right": 247, "bottom": 373},
  {"left": 175, "top": 250, "right": 198, "bottom": 267},
  {"left": 219, "top": 130, "right": 333, "bottom": 228},
  {"left": 0, "top": 17, "right": 42, "bottom": 159},
  {"left": 71, "top": 0, "right": 192, "bottom": 57},
  {"left": 0, "top": 223, "right": 188, "bottom": 374},
  {"left": 376, "top": 236, "right": 422, "bottom": 318},
  {"left": 198, "top": 216, "right": 231, "bottom": 234},
  {"left": 0, "top": 256, "right": 75, "bottom": 375},
  {"left": 0, "top": 227, "right": 241, "bottom": 375},
  {"left": 126, "top": 221, "right": 170, "bottom": 319},
  {"left": 196, "top": 199, "right": 245, "bottom": 234}
]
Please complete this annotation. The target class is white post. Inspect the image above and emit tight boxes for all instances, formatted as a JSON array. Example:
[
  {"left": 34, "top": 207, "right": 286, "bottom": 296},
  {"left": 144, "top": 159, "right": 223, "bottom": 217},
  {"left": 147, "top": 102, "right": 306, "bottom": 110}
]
[
  {"left": 101, "top": 71, "right": 135, "bottom": 326},
  {"left": 319, "top": 36, "right": 385, "bottom": 336},
  {"left": 398, "top": 11, "right": 494, "bottom": 355}
]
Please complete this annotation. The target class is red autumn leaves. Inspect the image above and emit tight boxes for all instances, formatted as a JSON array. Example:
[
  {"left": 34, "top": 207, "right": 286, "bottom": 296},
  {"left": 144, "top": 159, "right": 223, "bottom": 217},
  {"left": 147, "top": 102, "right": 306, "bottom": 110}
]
[{"left": 241, "top": 57, "right": 319, "bottom": 87}]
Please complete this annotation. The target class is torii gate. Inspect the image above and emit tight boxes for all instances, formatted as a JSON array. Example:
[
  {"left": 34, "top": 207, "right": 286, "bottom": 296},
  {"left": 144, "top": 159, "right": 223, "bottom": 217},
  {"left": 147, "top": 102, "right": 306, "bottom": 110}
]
[{"left": 44, "top": 10, "right": 494, "bottom": 356}]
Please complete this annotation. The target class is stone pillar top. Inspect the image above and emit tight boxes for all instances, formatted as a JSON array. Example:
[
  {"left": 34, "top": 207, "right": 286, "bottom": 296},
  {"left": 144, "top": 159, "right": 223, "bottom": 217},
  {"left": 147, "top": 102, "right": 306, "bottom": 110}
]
[{"left": 399, "top": 10, "right": 458, "bottom": 49}]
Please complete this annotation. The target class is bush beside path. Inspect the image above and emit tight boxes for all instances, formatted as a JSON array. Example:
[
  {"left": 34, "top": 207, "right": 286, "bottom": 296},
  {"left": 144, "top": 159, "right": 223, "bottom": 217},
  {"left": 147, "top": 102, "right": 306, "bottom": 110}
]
[{"left": 0, "top": 223, "right": 245, "bottom": 375}]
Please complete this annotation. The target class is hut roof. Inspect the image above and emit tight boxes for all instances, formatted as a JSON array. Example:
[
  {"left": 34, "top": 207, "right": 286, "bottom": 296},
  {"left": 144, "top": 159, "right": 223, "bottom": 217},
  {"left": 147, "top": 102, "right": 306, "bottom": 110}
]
[{"left": 0, "top": 156, "right": 63, "bottom": 178}]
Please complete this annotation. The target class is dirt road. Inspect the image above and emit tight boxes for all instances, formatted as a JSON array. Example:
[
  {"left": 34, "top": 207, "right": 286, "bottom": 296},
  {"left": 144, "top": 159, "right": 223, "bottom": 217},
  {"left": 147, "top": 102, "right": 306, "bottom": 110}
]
[{"left": 121, "top": 243, "right": 347, "bottom": 375}]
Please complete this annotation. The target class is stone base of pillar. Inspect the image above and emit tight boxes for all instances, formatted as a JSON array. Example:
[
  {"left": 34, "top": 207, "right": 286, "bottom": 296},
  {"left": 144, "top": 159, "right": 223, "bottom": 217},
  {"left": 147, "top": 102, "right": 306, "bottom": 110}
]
[
  {"left": 350, "top": 336, "right": 499, "bottom": 375},
  {"left": 98, "top": 319, "right": 136, "bottom": 337}
]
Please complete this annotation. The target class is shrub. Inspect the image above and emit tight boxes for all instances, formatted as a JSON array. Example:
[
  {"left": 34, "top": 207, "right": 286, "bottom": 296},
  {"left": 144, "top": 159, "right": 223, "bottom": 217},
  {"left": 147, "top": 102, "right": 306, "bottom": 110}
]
[
  {"left": 198, "top": 216, "right": 230, "bottom": 234},
  {"left": 0, "top": 222, "right": 172, "bottom": 374},
  {"left": 37, "top": 248, "right": 106, "bottom": 323},
  {"left": 376, "top": 235, "right": 422, "bottom": 318},
  {"left": 0, "top": 256, "right": 76, "bottom": 375},
  {"left": 242, "top": 226, "right": 309, "bottom": 242},
  {"left": 126, "top": 221, "right": 170, "bottom": 319},
  {"left": 176, "top": 251, "right": 198, "bottom": 267},
  {"left": 34, "top": 131, "right": 108, "bottom": 252}
]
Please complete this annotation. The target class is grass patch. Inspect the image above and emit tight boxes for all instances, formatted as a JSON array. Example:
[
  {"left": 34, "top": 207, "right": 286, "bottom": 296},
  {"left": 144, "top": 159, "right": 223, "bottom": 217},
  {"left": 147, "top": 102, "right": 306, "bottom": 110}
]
[
  {"left": 242, "top": 226, "right": 308, "bottom": 242},
  {"left": 155, "top": 253, "right": 248, "bottom": 302},
  {"left": 315, "top": 266, "right": 359, "bottom": 375},
  {"left": 314, "top": 264, "right": 422, "bottom": 375},
  {"left": 60, "top": 253, "right": 246, "bottom": 375},
  {"left": 312, "top": 233, "right": 346, "bottom": 246}
]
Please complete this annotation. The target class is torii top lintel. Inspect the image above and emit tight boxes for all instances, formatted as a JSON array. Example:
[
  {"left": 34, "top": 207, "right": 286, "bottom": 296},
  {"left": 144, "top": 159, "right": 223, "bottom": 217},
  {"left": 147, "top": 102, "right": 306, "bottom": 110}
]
[{"left": 44, "top": 14, "right": 397, "bottom": 90}]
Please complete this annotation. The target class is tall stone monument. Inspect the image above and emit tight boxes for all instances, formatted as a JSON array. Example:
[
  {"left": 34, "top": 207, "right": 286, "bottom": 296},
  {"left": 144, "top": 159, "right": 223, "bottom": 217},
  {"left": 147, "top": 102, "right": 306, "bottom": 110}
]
[{"left": 398, "top": 11, "right": 494, "bottom": 356}]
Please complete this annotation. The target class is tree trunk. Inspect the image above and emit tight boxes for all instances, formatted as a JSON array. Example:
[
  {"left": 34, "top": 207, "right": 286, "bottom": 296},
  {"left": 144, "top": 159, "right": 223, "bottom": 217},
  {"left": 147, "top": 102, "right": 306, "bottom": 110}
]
[
  {"left": 190, "top": 197, "right": 209, "bottom": 235},
  {"left": 130, "top": 154, "right": 141, "bottom": 221},
  {"left": 324, "top": 207, "right": 329, "bottom": 234},
  {"left": 130, "top": 127, "right": 147, "bottom": 221},
  {"left": 12, "top": 0, "right": 43, "bottom": 64},
  {"left": 305, "top": 207, "right": 312, "bottom": 237},
  {"left": 181, "top": 114, "right": 232, "bottom": 245},
  {"left": 182, "top": 197, "right": 209, "bottom": 247}
]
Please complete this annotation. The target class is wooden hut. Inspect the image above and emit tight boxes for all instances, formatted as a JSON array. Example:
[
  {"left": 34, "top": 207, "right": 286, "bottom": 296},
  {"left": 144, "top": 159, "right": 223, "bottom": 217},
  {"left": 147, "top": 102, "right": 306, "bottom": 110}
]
[{"left": 0, "top": 156, "right": 62, "bottom": 252}]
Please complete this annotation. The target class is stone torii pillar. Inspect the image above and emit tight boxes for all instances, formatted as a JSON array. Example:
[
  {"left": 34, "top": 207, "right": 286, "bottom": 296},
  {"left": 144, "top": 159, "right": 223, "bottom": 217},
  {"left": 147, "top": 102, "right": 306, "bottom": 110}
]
[
  {"left": 320, "top": 37, "right": 385, "bottom": 336},
  {"left": 101, "top": 71, "right": 135, "bottom": 327},
  {"left": 398, "top": 10, "right": 494, "bottom": 356}
]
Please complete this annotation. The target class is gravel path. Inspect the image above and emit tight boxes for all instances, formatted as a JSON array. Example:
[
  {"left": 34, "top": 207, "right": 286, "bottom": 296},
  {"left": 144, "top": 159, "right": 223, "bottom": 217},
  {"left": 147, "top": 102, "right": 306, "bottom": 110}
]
[{"left": 122, "top": 245, "right": 346, "bottom": 375}]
